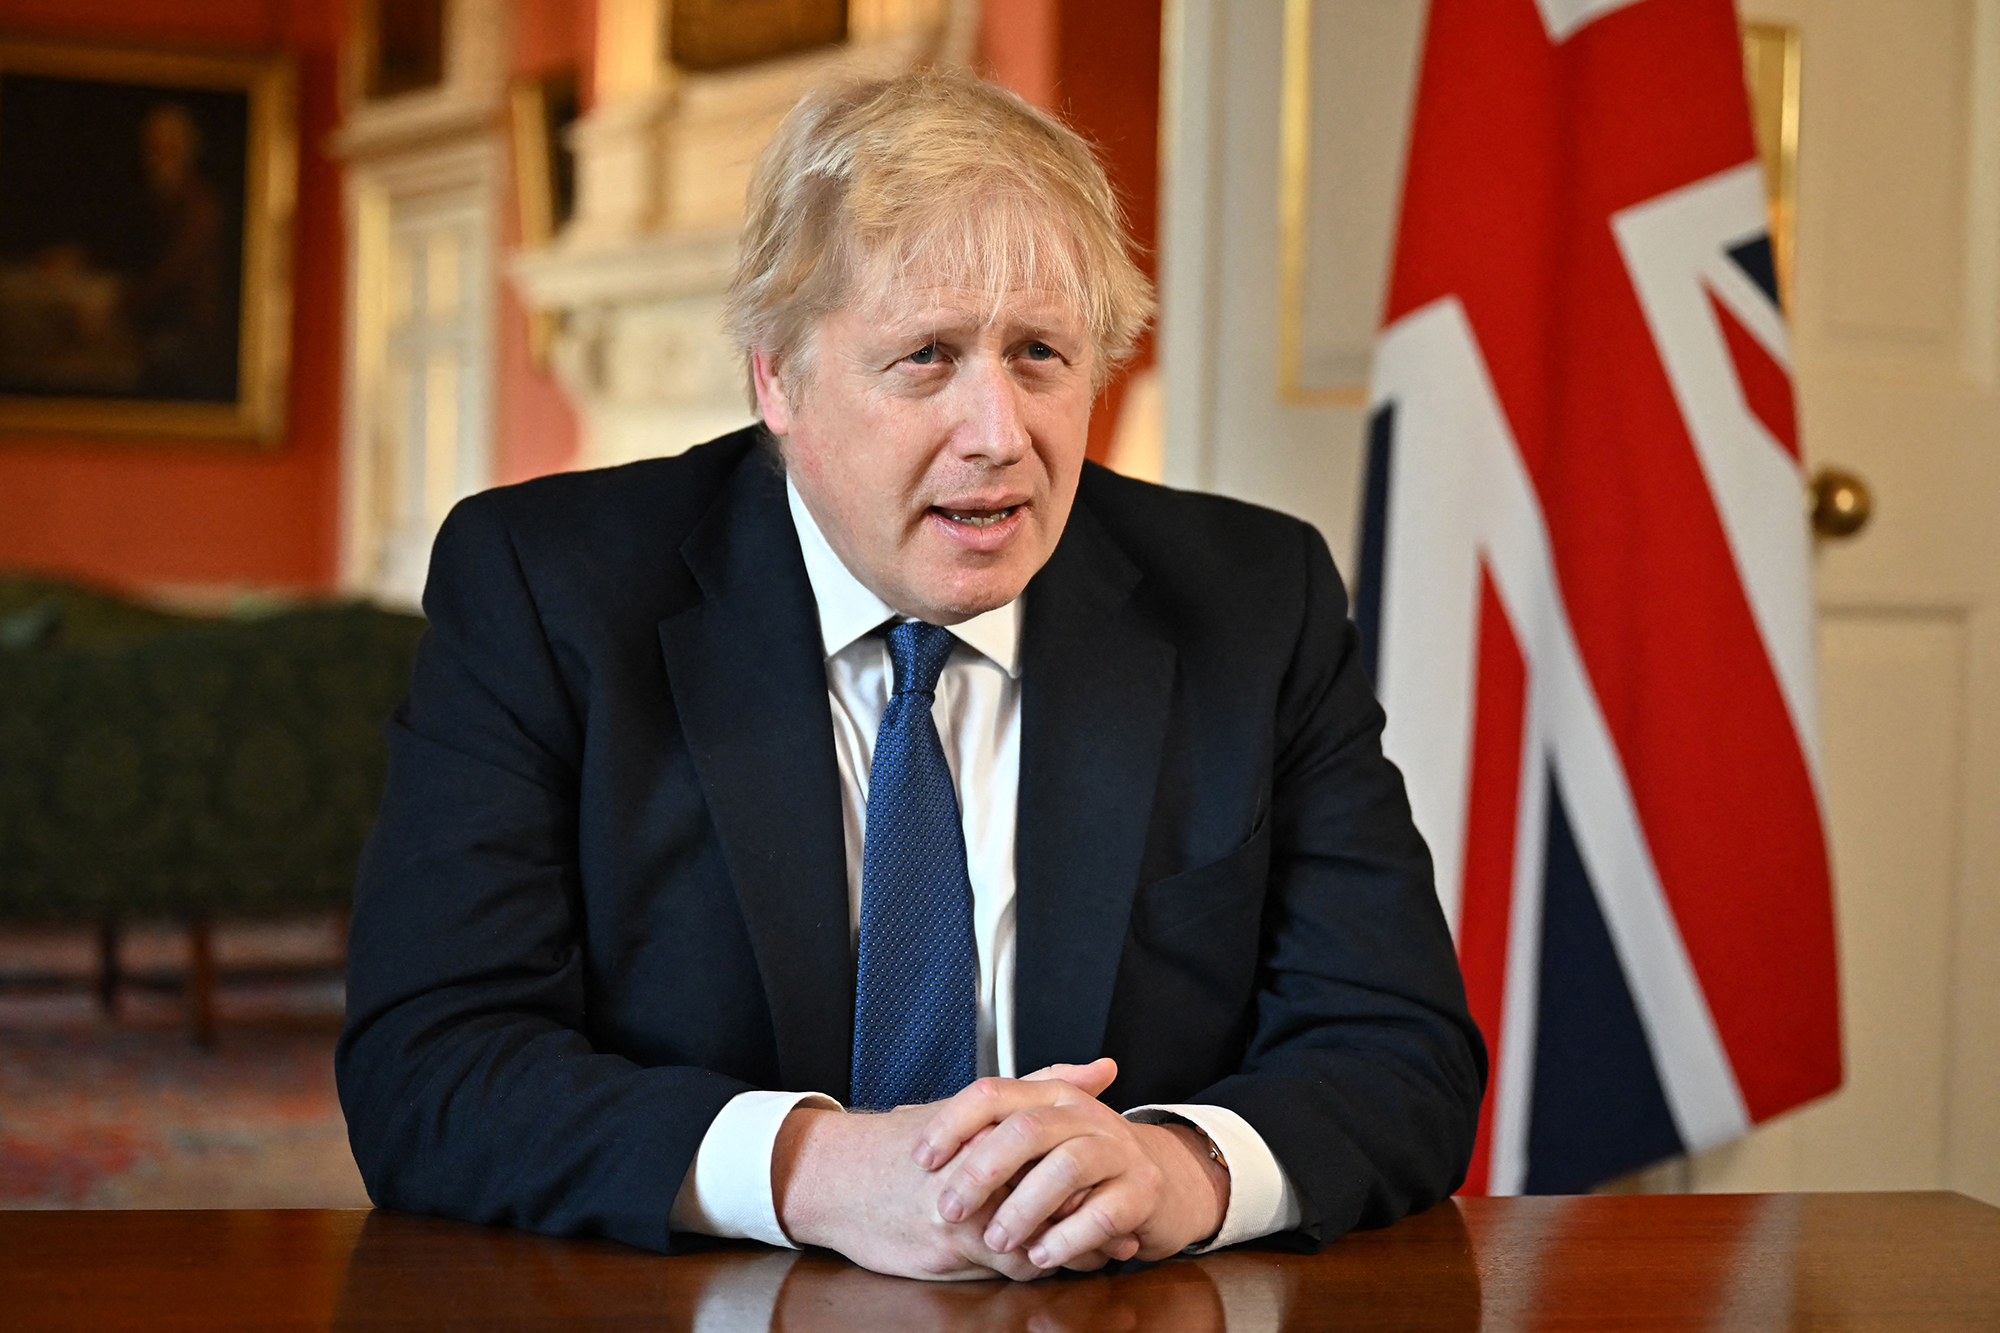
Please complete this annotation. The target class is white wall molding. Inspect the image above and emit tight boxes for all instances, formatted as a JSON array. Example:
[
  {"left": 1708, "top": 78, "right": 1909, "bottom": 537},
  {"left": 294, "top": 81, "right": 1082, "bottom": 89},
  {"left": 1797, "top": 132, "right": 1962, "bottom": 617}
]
[{"left": 334, "top": 0, "right": 509, "bottom": 607}]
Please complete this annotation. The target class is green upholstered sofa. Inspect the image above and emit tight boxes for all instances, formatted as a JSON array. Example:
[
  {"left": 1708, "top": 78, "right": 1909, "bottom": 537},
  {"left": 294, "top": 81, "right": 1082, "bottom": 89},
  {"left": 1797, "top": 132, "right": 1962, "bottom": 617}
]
[{"left": 0, "top": 575, "right": 425, "bottom": 1036}]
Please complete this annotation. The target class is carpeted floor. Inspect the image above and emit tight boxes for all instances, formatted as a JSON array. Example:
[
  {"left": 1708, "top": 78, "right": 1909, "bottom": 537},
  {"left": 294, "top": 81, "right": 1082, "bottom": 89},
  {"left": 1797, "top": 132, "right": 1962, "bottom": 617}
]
[{"left": 0, "top": 918, "right": 370, "bottom": 1210}]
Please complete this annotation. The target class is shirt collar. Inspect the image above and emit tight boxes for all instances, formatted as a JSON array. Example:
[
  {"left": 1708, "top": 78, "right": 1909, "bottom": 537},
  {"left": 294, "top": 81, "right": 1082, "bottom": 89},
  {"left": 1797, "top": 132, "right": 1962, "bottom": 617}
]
[{"left": 786, "top": 475, "right": 1023, "bottom": 677}]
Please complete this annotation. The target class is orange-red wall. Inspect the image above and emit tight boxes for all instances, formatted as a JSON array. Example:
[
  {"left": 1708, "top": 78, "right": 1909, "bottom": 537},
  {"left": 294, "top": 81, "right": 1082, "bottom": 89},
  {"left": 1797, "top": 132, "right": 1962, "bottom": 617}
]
[
  {"left": 0, "top": 0, "right": 348, "bottom": 593},
  {"left": 0, "top": 0, "right": 1157, "bottom": 590},
  {"left": 982, "top": 0, "right": 1161, "bottom": 464}
]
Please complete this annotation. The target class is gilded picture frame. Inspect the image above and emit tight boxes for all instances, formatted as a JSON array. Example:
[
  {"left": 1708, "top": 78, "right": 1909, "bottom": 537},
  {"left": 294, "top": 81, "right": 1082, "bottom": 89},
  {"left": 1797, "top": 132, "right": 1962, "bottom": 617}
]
[
  {"left": 508, "top": 68, "right": 579, "bottom": 251},
  {"left": 1741, "top": 21, "right": 1801, "bottom": 312},
  {"left": 0, "top": 40, "right": 296, "bottom": 442},
  {"left": 668, "top": 0, "right": 847, "bottom": 73}
]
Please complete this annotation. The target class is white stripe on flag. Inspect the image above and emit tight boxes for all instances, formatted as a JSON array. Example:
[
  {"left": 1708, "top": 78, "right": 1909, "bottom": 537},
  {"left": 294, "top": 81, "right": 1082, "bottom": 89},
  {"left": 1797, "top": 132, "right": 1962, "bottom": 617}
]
[
  {"left": 1534, "top": 0, "right": 1651, "bottom": 43},
  {"left": 1372, "top": 299, "right": 1753, "bottom": 1175},
  {"left": 1490, "top": 734, "right": 1550, "bottom": 1195}
]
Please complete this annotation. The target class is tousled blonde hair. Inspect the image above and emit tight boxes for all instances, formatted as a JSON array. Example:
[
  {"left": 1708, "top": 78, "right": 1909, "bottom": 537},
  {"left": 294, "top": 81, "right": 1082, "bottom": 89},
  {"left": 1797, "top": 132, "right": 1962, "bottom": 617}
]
[{"left": 724, "top": 67, "right": 1155, "bottom": 407}]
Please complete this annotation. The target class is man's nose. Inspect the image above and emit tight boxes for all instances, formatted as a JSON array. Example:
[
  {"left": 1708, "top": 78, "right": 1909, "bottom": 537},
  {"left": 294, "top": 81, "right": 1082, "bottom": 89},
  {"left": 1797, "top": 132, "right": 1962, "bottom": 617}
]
[{"left": 954, "top": 356, "right": 1032, "bottom": 466}]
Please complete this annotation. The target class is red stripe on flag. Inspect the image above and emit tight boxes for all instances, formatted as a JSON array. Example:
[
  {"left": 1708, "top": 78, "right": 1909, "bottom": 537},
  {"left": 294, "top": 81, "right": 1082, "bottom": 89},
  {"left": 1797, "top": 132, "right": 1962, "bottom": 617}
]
[
  {"left": 1384, "top": 0, "right": 1841, "bottom": 1123},
  {"left": 1456, "top": 563, "right": 1530, "bottom": 1196},
  {"left": 1706, "top": 287, "right": 1800, "bottom": 460}
]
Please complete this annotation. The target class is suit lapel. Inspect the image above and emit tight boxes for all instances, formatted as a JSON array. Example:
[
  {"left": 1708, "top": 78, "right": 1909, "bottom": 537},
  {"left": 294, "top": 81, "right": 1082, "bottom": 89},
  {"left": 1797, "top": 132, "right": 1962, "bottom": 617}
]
[
  {"left": 1013, "top": 502, "right": 1176, "bottom": 1076},
  {"left": 658, "top": 450, "right": 855, "bottom": 1101}
]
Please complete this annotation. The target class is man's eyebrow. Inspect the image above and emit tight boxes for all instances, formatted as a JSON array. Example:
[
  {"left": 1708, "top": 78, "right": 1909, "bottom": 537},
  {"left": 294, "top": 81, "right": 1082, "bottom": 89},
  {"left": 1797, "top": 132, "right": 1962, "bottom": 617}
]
[{"left": 857, "top": 300, "right": 1084, "bottom": 348}]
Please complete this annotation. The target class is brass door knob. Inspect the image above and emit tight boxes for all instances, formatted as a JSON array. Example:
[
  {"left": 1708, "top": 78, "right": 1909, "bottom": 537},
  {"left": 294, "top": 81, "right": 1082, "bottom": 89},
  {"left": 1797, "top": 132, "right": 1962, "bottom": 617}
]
[{"left": 1810, "top": 467, "right": 1872, "bottom": 539}]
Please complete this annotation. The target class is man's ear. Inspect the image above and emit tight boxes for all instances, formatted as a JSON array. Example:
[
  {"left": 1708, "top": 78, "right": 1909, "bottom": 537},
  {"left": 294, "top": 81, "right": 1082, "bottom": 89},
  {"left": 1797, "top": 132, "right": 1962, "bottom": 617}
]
[{"left": 751, "top": 348, "right": 794, "bottom": 436}]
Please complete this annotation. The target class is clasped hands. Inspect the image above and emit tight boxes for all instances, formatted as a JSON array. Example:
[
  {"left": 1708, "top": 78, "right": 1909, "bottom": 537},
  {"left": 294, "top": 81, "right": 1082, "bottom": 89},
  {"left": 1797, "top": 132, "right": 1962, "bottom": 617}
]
[{"left": 772, "top": 1057, "right": 1230, "bottom": 1281}]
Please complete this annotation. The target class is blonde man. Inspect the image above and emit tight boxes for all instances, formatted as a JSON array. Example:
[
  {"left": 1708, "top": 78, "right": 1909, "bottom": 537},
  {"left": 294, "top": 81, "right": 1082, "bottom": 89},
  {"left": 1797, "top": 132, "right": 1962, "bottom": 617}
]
[{"left": 338, "top": 69, "right": 1482, "bottom": 1281}]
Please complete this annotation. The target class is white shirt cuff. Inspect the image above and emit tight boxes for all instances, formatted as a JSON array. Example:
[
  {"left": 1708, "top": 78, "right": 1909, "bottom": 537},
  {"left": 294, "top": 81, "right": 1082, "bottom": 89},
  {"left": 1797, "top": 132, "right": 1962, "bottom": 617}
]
[
  {"left": 1124, "top": 1103, "right": 1303, "bottom": 1251},
  {"left": 670, "top": 1089, "right": 843, "bottom": 1248}
]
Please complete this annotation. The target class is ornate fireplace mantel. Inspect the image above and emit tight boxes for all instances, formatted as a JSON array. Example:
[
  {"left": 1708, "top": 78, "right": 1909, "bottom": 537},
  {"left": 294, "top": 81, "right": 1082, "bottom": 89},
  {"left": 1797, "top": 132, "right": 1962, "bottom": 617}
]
[{"left": 512, "top": 0, "right": 977, "bottom": 471}]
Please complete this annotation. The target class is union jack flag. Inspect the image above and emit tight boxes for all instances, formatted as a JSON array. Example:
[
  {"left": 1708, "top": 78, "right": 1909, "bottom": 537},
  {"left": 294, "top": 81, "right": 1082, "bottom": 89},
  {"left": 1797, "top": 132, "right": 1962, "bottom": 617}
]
[{"left": 1358, "top": 0, "right": 1842, "bottom": 1193}]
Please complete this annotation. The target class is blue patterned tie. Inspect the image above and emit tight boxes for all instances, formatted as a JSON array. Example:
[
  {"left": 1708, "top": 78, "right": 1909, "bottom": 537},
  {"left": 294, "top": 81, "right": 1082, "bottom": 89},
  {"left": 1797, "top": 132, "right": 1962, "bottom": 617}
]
[{"left": 851, "top": 620, "right": 980, "bottom": 1110}]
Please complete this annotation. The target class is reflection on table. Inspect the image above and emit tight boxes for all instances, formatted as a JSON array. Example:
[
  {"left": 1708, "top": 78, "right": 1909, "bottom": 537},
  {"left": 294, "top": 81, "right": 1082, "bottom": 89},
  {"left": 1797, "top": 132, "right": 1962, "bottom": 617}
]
[
  {"left": 329, "top": 1205, "right": 1482, "bottom": 1332},
  {"left": 6, "top": 1192, "right": 1998, "bottom": 1330}
]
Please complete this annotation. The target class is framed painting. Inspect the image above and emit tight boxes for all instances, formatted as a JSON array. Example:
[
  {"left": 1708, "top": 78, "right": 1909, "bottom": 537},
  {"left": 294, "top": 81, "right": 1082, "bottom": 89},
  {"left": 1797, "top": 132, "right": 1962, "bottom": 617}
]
[
  {"left": 1741, "top": 21, "right": 1800, "bottom": 312},
  {"left": 0, "top": 40, "right": 296, "bottom": 441},
  {"left": 669, "top": 0, "right": 847, "bottom": 73},
  {"left": 508, "top": 67, "right": 580, "bottom": 249},
  {"left": 361, "top": 0, "right": 447, "bottom": 101}
]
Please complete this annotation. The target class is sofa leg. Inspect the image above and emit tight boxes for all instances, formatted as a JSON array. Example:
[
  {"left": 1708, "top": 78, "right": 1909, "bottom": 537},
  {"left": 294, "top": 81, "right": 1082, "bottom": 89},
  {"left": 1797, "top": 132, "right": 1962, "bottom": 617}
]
[
  {"left": 96, "top": 917, "right": 120, "bottom": 1018},
  {"left": 188, "top": 915, "right": 216, "bottom": 1049}
]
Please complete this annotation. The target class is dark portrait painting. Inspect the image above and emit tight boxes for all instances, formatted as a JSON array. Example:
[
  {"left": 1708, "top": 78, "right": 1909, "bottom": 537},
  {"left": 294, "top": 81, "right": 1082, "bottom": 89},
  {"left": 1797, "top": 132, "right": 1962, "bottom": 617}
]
[
  {"left": 0, "top": 75, "right": 248, "bottom": 402},
  {"left": 0, "top": 42, "right": 293, "bottom": 441}
]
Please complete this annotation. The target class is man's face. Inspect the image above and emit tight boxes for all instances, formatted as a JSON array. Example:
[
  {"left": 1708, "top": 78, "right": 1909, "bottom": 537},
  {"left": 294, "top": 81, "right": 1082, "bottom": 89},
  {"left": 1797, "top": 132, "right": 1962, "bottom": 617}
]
[
  {"left": 757, "top": 277, "right": 1095, "bottom": 625},
  {"left": 143, "top": 109, "right": 195, "bottom": 193}
]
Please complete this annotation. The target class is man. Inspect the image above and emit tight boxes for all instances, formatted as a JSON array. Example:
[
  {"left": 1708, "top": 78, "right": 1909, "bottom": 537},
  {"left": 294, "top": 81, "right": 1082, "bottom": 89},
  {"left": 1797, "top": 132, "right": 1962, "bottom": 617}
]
[
  {"left": 336, "top": 69, "right": 1483, "bottom": 1281},
  {"left": 125, "top": 102, "right": 232, "bottom": 401}
]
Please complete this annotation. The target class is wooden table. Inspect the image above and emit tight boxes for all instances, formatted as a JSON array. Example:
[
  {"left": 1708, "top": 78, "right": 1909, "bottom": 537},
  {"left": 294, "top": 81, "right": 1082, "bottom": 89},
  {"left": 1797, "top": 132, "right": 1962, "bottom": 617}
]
[{"left": 6, "top": 1192, "right": 1997, "bottom": 1330}]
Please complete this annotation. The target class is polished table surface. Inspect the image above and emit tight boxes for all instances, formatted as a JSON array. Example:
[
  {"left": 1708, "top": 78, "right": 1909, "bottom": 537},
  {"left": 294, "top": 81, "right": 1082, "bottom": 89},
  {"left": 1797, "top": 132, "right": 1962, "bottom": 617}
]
[{"left": 6, "top": 1192, "right": 1998, "bottom": 1330}]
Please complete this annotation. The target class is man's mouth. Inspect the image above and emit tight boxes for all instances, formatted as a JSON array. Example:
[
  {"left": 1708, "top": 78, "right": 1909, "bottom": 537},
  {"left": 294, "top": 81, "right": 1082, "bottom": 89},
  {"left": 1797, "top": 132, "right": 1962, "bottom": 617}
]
[{"left": 933, "top": 505, "right": 1019, "bottom": 528}]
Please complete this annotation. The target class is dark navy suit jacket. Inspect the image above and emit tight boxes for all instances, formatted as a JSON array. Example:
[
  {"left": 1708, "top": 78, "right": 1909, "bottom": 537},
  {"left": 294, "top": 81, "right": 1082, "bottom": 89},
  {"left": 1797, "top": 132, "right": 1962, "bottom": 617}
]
[{"left": 335, "top": 427, "right": 1485, "bottom": 1254}]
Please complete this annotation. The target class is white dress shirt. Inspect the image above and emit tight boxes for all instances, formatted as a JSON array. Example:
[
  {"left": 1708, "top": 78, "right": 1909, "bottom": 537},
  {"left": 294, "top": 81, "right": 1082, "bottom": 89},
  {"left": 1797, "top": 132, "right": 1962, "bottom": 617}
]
[{"left": 667, "top": 479, "right": 1302, "bottom": 1252}]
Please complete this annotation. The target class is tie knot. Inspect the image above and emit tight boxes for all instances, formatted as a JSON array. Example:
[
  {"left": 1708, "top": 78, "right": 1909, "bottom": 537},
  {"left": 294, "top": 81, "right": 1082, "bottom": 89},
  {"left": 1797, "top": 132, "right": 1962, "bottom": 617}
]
[{"left": 884, "top": 620, "right": 955, "bottom": 697}]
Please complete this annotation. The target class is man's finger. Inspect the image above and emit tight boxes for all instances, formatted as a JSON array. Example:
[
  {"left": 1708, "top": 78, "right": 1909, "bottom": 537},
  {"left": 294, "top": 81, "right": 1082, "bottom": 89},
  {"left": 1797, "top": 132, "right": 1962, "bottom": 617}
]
[
  {"left": 981, "top": 1136, "right": 1123, "bottom": 1252},
  {"left": 979, "top": 1247, "right": 1054, "bottom": 1283},
  {"left": 1062, "top": 1235, "right": 1140, "bottom": 1272},
  {"left": 935, "top": 1103, "right": 1110, "bottom": 1223},
  {"left": 1051, "top": 1186, "right": 1091, "bottom": 1222},
  {"left": 1023, "top": 1183, "right": 1147, "bottom": 1271},
  {"left": 913, "top": 1074, "right": 1099, "bottom": 1172},
  {"left": 1021, "top": 1057, "right": 1117, "bottom": 1097},
  {"left": 1058, "top": 1248, "right": 1112, "bottom": 1273}
]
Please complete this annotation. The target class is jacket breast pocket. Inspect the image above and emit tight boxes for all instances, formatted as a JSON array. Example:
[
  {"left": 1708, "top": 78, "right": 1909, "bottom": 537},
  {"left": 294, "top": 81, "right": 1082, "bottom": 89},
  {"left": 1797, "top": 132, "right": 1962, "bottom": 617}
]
[{"left": 1129, "top": 815, "right": 1273, "bottom": 944}]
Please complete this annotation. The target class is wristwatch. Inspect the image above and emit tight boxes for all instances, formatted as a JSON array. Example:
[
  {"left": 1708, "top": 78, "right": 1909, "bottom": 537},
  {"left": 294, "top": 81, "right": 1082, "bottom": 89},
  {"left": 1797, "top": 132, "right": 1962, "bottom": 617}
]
[{"left": 1185, "top": 1121, "right": 1229, "bottom": 1175}]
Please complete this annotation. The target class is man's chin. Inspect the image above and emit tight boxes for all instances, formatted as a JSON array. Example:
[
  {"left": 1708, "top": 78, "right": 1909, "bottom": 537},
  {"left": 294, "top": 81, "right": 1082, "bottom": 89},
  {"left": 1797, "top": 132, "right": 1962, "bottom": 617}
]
[
  {"left": 904, "top": 591, "right": 1022, "bottom": 626},
  {"left": 897, "top": 571, "right": 1035, "bottom": 625},
  {"left": 883, "top": 540, "right": 1049, "bottom": 624}
]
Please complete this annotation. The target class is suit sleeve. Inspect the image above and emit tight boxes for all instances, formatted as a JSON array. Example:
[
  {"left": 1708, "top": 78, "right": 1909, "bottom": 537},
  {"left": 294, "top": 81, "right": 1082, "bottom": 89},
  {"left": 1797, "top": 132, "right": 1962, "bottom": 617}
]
[
  {"left": 1190, "top": 521, "right": 1487, "bottom": 1248},
  {"left": 334, "top": 495, "right": 752, "bottom": 1253}
]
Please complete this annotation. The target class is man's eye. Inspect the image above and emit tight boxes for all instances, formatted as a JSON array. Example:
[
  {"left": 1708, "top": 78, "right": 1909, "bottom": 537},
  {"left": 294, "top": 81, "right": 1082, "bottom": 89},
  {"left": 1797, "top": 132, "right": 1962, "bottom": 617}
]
[
  {"left": 907, "top": 343, "right": 939, "bottom": 365},
  {"left": 1024, "top": 342, "right": 1057, "bottom": 361}
]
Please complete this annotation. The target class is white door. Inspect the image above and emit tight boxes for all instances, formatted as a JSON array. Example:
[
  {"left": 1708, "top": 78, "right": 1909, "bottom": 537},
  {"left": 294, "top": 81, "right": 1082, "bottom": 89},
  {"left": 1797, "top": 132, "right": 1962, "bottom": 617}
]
[{"left": 1157, "top": 0, "right": 2000, "bottom": 1202}]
